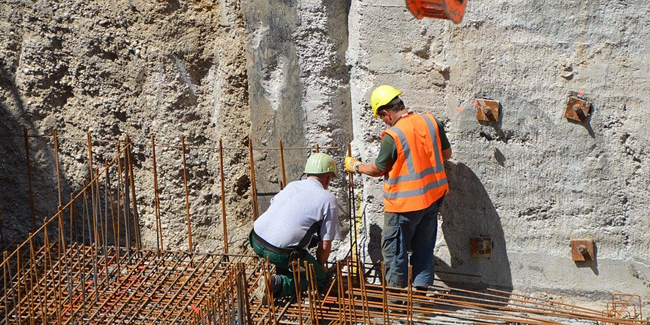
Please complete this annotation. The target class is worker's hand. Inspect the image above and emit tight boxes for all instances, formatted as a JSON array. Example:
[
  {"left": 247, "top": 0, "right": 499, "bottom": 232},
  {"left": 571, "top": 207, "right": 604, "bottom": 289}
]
[{"left": 345, "top": 157, "right": 361, "bottom": 174}]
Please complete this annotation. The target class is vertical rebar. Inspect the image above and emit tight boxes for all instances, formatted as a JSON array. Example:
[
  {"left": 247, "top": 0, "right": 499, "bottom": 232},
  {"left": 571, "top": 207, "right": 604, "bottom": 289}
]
[
  {"left": 114, "top": 142, "right": 123, "bottom": 265},
  {"left": 57, "top": 207, "right": 66, "bottom": 323},
  {"left": 117, "top": 141, "right": 131, "bottom": 256},
  {"left": 336, "top": 261, "right": 347, "bottom": 323},
  {"left": 125, "top": 135, "right": 141, "bottom": 250},
  {"left": 102, "top": 167, "right": 110, "bottom": 281},
  {"left": 42, "top": 222, "right": 51, "bottom": 324},
  {"left": 304, "top": 260, "right": 315, "bottom": 324},
  {"left": 382, "top": 262, "right": 389, "bottom": 324},
  {"left": 347, "top": 143, "right": 359, "bottom": 272},
  {"left": 240, "top": 264, "right": 252, "bottom": 325},
  {"left": 151, "top": 135, "right": 163, "bottom": 252},
  {"left": 291, "top": 260, "right": 303, "bottom": 325},
  {"left": 347, "top": 257, "right": 358, "bottom": 325},
  {"left": 87, "top": 133, "right": 101, "bottom": 302},
  {"left": 265, "top": 258, "right": 277, "bottom": 325},
  {"left": 53, "top": 129, "right": 63, "bottom": 207},
  {"left": 3, "top": 251, "right": 8, "bottom": 323},
  {"left": 218, "top": 139, "right": 228, "bottom": 254},
  {"left": 82, "top": 183, "right": 87, "bottom": 245},
  {"left": 17, "top": 248, "right": 22, "bottom": 325},
  {"left": 278, "top": 140, "right": 287, "bottom": 189},
  {"left": 67, "top": 195, "right": 74, "bottom": 303},
  {"left": 86, "top": 132, "right": 97, "bottom": 245},
  {"left": 107, "top": 169, "right": 118, "bottom": 251},
  {"left": 28, "top": 234, "right": 36, "bottom": 324},
  {"left": 358, "top": 259, "right": 370, "bottom": 324},
  {"left": 24, "top": 128, "right": 36, "bottom": 232},
  {"left": 248, "top": 138, "right": 258, "bottom": 219},
  {"left": 309, "top": 263, "right": 322, "bottom": 325},
  {"left": 69, "top": 193, "right": 75, "bottom": 244},
  {"left": 181, "top": 136, "right": 193, "bottom": 253},
  {"left": 407, "top": 265, "right": 413, "bottom": 325}
]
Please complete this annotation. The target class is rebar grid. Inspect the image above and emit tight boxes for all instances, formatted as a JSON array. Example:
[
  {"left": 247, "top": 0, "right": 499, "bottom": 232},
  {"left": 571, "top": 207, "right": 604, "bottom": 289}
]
[
  {"left": 1, "top": 243, "right": 264, "bottom": 324},
  {"left": 232, "top": 257, "right": 649, "bottom": 325},
  {"left": 1, "top": 131, "right": 648, "bottom": 324},
  {"left": 0, "top": 130, "right": 339, "bottom": 324}
]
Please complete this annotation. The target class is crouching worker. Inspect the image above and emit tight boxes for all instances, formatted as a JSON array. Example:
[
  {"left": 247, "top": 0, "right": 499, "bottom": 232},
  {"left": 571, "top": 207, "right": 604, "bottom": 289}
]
[{"left": 250, "top": 152, "right": 341, "bottom": 303}]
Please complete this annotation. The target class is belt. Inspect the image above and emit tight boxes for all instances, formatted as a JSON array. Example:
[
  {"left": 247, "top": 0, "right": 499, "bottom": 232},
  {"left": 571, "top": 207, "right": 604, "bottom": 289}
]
[{"left": 251, "top": 230, "right": 299, "bottom": 255}]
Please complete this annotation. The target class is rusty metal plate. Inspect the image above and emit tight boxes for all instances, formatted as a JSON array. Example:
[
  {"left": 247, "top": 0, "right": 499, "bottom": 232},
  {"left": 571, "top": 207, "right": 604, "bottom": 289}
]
[
  {"left": 476, "top": 99, "right": 500, "bottom": 122},
  {"left": 565, "top": 97, "right": 592, "bottom": 122},
  {"left": 571, "top": 239, "right": 594, "bottom": 262},
  {"left": 470, "top": 237, "right": 492, "bottom": 258}
]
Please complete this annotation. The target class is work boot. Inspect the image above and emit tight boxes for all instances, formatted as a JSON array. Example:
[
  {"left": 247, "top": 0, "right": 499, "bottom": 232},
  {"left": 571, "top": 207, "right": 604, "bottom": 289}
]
[{"left": 254, "top": 275, "right": 282, "bottom": 305}]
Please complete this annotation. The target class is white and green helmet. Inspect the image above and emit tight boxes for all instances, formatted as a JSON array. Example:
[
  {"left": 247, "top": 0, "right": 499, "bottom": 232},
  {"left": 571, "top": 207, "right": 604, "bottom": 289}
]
[{"left": 304, "top": 152, "right": 337, "bottom": 176}]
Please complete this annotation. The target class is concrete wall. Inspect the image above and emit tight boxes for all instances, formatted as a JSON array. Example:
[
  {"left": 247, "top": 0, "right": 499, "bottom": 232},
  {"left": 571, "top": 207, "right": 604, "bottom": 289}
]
[
  {"left": 348, "top": 0, "right": 650, "bottom": 300},
  {"left": 244, "top": 0, "right": 352, "bottom": 222}
]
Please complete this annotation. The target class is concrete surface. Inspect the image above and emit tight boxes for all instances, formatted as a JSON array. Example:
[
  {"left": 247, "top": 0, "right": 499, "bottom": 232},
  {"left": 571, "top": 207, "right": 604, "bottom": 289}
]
[{"left": 347, "top": 0, "right": 650, "bottom": 301}]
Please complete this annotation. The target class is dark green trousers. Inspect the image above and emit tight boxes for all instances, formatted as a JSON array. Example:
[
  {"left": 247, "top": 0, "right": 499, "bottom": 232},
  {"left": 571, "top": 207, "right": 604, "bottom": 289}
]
[{"left": 249, "top": 232, "right": 326, "bottom": 297}]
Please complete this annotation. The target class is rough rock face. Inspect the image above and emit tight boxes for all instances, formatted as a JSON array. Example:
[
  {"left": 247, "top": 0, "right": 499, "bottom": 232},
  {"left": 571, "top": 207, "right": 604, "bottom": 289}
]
[
  {"left": 348, "top": 0, "right": 650, "bottom": 300},
  {"left": 0, "top": 0, "right": 251, "bottom": 252}
]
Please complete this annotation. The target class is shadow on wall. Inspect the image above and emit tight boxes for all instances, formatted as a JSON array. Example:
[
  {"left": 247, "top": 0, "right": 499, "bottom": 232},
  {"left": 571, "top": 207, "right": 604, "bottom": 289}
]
[
  {"left": 0, "top": 64, "right": 69, "bottom": 251},
  {"left": 436, "top": 162, "right": 512, "bottom": 290},
  {"left": 364, "top": 162, "right": 512, "bottom": 291}
]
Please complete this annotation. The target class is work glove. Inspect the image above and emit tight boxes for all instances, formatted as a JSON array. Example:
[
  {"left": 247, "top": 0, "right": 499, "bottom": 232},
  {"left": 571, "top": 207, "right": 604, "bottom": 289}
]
[{"left": 344, "top": 157, "right": 361, "bottom": 174}]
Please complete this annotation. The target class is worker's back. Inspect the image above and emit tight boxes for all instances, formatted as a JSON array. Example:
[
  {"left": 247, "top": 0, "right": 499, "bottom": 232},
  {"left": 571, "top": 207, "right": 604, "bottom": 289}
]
[{"left": 253, "top": 178, "right": 340, "bottom": 249}]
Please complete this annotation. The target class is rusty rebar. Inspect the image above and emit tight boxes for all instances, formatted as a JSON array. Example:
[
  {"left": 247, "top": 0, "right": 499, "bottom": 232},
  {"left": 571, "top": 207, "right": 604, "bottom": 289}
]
[
  {"left": 151, "top": 135, "right": 163, "bottom": 252},
  {"left": 17, "top": 247, "right": 22, "bottom": 325},
  {"left": 53, "top": 129, "right": 63, "bottom": 207},
  {"left": 218, "top": 139, "right": 228, "bottom": 254},
  {"left": 24, "top": 128, "right": 36, "bottom": 232},
  {"left": 125, "top": 136, "right": 141, "bottom": 250},
  {"left": 248, "top": 138, "right": 259, "bottom": 219},
  {"left": 116, "top": 141, "right": 131, "bottom": 256},
  {"left": 291, "top": 260, "right": 303, "bottom": 325},
  {"left": 28, "top": 234, "right": 36, "bottom": 322},
  {"left": 346, "top": 143, "right": 359, "bottom": 270},
  {"left": 181, "top": 136, "right": 194, "bottom": 253}
]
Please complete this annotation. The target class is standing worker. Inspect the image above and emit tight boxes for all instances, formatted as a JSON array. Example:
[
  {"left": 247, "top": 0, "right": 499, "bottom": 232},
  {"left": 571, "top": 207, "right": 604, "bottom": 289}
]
[
  {"left": 345, "top": 85, "right": 451, "bottom": 290},
  {"left": 250, "top": 152, "right": 341, "bottom": 303}
]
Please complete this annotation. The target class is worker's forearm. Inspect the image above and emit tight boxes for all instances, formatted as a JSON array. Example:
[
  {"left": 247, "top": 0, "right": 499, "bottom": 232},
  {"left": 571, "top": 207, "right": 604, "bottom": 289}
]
[
  {"left": 358, "top": 162, "right": 384, "bottom": 177},
  {"left": 317, "top": 241, "right": 332, "bottom": 266},
  {"left": 442, "top": 148, "right": 452, "bottom": 162}
]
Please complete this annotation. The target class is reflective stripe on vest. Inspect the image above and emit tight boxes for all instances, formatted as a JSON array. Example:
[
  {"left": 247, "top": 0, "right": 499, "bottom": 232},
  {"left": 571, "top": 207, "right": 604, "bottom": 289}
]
[{"left": 381, "top": 113, "right": 448, "bottom": 213}]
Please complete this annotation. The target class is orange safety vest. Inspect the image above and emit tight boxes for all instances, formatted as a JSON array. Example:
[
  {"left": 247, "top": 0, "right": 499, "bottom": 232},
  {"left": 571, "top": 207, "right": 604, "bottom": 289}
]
[{"left": 381, "top": 113, "right": 448, "bottom": 213}]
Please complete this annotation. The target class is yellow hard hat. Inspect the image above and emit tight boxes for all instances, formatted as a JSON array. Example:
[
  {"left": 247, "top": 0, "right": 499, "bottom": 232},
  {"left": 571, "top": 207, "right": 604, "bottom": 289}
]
[{"left": 371, "top": 85, "right": 402, "bottom": 118}]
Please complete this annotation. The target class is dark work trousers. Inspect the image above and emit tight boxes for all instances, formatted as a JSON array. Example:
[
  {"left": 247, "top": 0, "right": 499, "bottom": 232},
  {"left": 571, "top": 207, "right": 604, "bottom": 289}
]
[
  {"left": 382, "top": 196, "right": 443, "bottom": 288},
  {"left": 249, "top": 232, "right": 326, "bottom": 297}
]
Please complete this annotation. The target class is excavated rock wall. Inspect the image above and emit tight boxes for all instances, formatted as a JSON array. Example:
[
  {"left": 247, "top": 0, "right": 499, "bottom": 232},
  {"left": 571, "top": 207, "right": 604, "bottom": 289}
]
[
  {"left": 348, "top": 0, "right": 650, "bottom": 300},
  {"left": 0, "top": 0, "right": 252, "bottom": 252}
]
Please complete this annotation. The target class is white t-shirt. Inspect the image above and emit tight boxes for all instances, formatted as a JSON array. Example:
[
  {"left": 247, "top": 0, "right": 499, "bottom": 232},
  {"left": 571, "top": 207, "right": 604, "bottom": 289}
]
[{"left": 253, "top": 178, "right": 340, "bottom": 249}]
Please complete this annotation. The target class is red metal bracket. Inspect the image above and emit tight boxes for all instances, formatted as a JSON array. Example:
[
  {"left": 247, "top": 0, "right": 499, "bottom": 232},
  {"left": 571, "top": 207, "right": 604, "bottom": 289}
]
[{"left": 406, "top": 0, "right": 468, "bottom": 23}]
